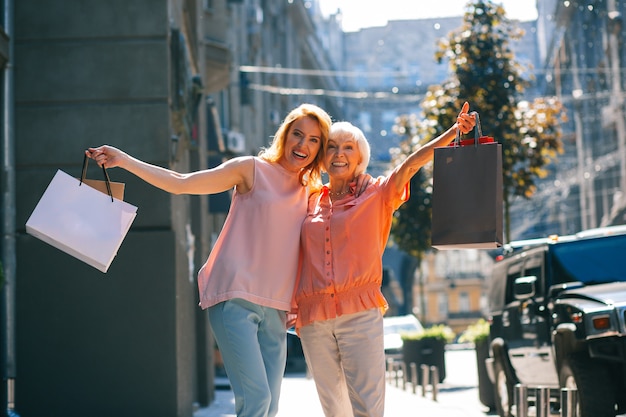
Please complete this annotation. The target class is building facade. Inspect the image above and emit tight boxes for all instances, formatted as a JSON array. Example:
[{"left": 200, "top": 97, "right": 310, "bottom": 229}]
[
  {"left": 413, "top": 250, "right": 493, "bottom": 334},
  {"left": 340, "top": 17, "right": 460, "bottom": 176},
  {"left": 510, "top": 0, "right": 626, "bottom": 239}
]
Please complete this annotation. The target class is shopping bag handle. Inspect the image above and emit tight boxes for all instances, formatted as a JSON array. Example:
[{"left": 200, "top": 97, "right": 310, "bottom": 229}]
[
  {"left": 80, "top": 154, "right": 114, "bottom": 202},
  {"left": 453, "top": 111, "right": 480, "bottom": 147}
]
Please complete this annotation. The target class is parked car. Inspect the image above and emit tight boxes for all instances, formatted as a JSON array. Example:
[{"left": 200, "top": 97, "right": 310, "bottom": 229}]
[
  {"left": 485, "top": 225, "right": 626, "bottom": 417},
  {"left": 383, "top": 314, "right": 424, "bottom": 360}
]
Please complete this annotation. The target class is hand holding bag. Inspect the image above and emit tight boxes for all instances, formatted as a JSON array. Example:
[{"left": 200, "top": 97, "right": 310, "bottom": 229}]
[
  {"left": 80, "top": 156, "right": 126, "bottom": 200},
  {"left": 431, "top": 112, "right": 503, "bottom": 249},
  {"left": 25, "top": 155, "right": 138, "bottom": 272}
]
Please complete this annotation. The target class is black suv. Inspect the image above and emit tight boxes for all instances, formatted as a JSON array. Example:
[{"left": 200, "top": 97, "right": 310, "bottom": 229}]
[{"left": 485, "top": 225, "right": 626, "bottom": 417}]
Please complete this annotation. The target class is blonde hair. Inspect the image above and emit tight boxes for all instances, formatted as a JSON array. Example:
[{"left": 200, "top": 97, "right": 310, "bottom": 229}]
[
  {"left": 329, "top": 121, "right": 371, "bottom": 176},
  {"left": 259, "top": 103, "right": 331, "bottom": 188}
]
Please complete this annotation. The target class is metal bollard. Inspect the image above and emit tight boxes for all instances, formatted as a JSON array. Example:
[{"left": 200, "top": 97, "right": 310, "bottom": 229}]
[
  {"left": 399, "top": 361, "right": 407, "bottom": 390},
  {"left": 386, "top": 358, "right": 394, "bottom": 384},
  {"left": 536, "top": 386, "right": 550, "bottom": 417},
  {"left": 560, "top": 388, "right": 578, "bottom": 417},
  {"left": 421, "top": 364, "right": 429, "bottom": 397},
  {"left": 430, "top": 366, "right": 439, "bottom": 401},
  {"left": 393, "top": 362, "right": 401, "bottom": 387},
  {"left": 410, "top": 363, "right": 417, "bottom": 394},
  {"left": 515, "top": 384, "right": 528, "bottom": 417}
]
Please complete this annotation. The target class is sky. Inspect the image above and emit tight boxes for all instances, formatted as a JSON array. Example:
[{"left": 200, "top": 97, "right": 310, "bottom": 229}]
[{"left": 318, "top": 0, "right": 539, "bottom": 32}]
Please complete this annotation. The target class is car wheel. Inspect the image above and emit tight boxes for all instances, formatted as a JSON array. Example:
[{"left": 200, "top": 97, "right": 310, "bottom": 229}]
[
  {"left": 559, "top": 352, "right": 616, "bottom": 417},
  {"left": 493, "top": 359, "right": 514, "bottom": 417}
]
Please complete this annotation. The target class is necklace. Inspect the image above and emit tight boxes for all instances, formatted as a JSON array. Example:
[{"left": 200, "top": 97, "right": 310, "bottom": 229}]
[{"left": 329, "top": 189, "right": 350, "bottom": 197}]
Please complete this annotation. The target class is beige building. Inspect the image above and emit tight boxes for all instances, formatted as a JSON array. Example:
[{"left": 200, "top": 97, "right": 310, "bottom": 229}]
[{"left": 414, "top": 250, "right": 493, "bottom": 335}]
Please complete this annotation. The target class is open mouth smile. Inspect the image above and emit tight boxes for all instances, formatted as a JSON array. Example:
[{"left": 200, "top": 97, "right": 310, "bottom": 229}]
[{"left": 293, "top": 150, "right": 308, "bottom": 160}]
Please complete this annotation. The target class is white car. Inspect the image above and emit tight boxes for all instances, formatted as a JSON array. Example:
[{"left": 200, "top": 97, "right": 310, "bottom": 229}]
[{"left": 383, "top": 315, "right": 424, "bottom": 359}]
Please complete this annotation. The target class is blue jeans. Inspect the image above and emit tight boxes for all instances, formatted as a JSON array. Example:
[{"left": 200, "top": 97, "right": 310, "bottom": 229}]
[{"left": 209, "top": 299, "right": 287, "bottom": 417}]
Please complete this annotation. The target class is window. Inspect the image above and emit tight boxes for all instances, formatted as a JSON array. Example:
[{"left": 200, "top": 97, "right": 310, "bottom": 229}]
[
  {"left": 438, "top": 293, "right": 448, "bottom": 318},
  {"left": 353, "top": 64, "right": 367, "bottom": 90},
  {"left": 357, "top": 112, "right": 372, "bottom": 134},
  {"left": 459, "top": 292, "right": 470, "bottom": 312},
  {"left": 381, "top": 64, "right": 395, "bottom": 88},
  {"left": 505, "top": 261, "right": 524, "bottom": 305}
]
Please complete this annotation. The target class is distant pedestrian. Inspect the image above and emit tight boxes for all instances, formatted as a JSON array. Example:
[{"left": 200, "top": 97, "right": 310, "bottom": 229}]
[{"left": 295, "top": 102, "right": 476, "bottom": 417}]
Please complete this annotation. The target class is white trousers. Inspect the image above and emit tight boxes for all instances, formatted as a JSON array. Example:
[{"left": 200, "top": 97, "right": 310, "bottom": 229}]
[{"left": 300, "top": 308, "right": 386, "bottom": 417}]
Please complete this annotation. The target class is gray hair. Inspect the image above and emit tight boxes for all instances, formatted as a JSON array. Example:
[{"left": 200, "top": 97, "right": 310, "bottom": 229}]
[{"left": 329, "top": 122, "right": 371, "bottom": 176}]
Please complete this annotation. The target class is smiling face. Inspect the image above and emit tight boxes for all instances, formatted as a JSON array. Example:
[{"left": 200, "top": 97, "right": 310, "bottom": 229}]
[
  {"left": 278, "top": 116, "right": 323, "bottom": 173},
  {"left": 324, "top": 132, "right": 361, "bottom": 181}
]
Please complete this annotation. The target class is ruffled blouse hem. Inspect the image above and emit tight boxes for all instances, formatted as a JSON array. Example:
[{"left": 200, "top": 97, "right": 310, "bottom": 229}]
[{"left": 295, "top": 283, "right": 388, "bottom": 331}]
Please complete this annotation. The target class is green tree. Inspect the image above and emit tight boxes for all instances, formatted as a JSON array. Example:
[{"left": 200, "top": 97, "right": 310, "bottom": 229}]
[
  {"left": 391, "top": 0, "right": 565, "bottom": 249},
  {"left": 389, "top": 119, "right": 434, "bottom": 319}
]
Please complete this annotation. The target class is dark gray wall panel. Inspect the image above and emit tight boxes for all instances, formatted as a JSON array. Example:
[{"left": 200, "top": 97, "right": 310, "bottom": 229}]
[
  {"left": 15, "top": 0, "right": 167, "bottom": 40},
  {"left": 12, "top": 0, "right": 205, "bottom": 415},
  {"left": 15, "top": 103, "right": 170, "bottom": 164},
  {"left": 15, "top": 41, "right": 168, "bottom": 103},
  {"left": 16, "top": 230, "right": 179, "bottom": 417}
]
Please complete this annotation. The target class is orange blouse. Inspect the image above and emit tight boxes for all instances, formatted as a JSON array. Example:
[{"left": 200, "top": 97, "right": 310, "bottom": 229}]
[{"left": 295, "top": 175, "right": 409, "bottom": 331}]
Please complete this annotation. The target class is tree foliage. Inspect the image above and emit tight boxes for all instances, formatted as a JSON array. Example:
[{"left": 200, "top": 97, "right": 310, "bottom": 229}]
[
  {"left": 389, "top": 118, "right": 434, "bottom": 260},
  {"left": 390, "top": 0, "right": 566, "bottom": 253}
]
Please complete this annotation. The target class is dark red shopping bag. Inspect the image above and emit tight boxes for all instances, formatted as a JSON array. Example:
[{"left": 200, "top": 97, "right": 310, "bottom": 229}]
[{"left": 431, "top": 112, "right": 503, "bottom": 249}]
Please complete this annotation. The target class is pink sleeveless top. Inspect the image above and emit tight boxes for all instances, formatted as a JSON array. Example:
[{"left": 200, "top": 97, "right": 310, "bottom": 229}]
[{"left": 197, "top": 157, "right": 307, "bottom": 311}]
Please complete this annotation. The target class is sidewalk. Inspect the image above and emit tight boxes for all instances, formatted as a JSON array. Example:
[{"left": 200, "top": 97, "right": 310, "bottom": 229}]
[{"left": 194, "top": 372, "right": 493, "bottom": 417}]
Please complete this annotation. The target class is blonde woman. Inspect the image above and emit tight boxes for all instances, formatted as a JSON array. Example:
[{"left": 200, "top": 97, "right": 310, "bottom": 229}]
[{"left": 88, "top": 104, "right": 357, "bottom": 417}]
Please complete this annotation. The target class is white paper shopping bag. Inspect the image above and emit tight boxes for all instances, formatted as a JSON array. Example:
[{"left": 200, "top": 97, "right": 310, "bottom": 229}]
[{"left": 26, "top": 169, "right": 138, "bottom": 273}]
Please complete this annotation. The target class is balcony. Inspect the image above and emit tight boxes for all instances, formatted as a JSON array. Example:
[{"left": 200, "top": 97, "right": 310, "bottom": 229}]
[{"left": 203, "top": 37, "right": 231, "bottom": 92}]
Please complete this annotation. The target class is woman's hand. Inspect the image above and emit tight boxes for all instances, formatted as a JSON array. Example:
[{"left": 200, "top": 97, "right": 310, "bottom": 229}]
[
  {"left": 286, "top": 313, "right": 297, "bottom": 329},
  {"left": 352, "top": 172, "right": 372, "bottom": 197},
  {"left": 85, "top": 145, "right": 126, "bottom": 169},
  {"left": 456, "top": 102, "right": 476, "bottom": 135}
]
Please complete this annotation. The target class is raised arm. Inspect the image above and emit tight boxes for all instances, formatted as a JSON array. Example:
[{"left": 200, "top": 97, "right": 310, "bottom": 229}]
[
  {"left": 391, "top": 102, "right": 476, "bottom": 192},
  {"left": 85, "top": 145, "right": 254, "bottom": 195}
]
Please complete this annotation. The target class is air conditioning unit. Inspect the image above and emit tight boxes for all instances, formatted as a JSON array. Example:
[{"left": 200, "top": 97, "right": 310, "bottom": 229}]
[
  {"left": 226, "top": 131, "right": 246, "bottom": 154},
  {"left": 601, "top": 105, "right": 616, "bottom": 128}
]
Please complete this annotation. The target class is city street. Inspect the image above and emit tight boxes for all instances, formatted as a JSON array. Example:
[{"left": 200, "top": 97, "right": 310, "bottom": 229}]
[
  {"left": 381, "top": 346, "right": 497, "bottom": 417},
  {"left": 196, "top": 347, "right": 496, "bottom": 417}
]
